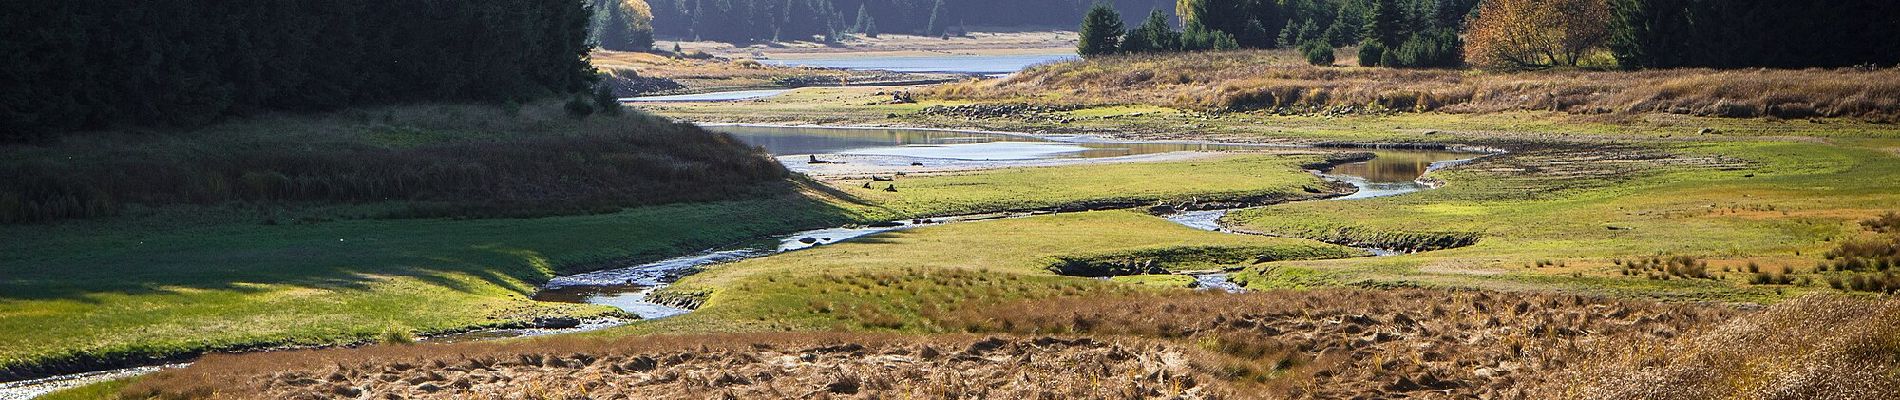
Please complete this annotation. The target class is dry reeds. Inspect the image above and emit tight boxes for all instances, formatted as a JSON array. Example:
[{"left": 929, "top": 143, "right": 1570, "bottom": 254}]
[
  {"left": 1529, "top": 295, "right": 1900, "bottom": 400},
  {"left": 123, "top": 333, "right": 1235, "bottom": 399},
  {"left": 935, "top": 288, "right": 1738, "bottom": 399},
  {"left": 927, "top": 50, "right": 1900, "bottom": 121}
]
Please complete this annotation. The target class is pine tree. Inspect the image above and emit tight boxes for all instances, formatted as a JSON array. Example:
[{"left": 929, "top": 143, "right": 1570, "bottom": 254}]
[
  {"left": 1362, "top": 0, "right": 1402, "bottom": 49},
  {"left": 1121, "top": 9, "right": 1179, "bottom": 53},
  {"left": 853, "top": 4, "right": 878, "bottom": 37},
  {"left": 1277, "top": 19, "right": 1298, "bottom": 48},
  {"left": 691, "top": 0, "right": 708, "bottom": 40},
  {"left": 925, "top": 0, "right": 947, "bottom": 36},
  {"left": 1077, "top": 2, "right": 1125, "bottom": 57},
  {"left": 1295, "top": 19, "right": 1318, "bottom": 46},
  {"left": 1331, "top": 4, "right": 1363, "bottom": 45},
  {"left": 1180, "top": 19, "right": 1239, "bottom": 51},
  {"left": 1323, "top": 23, "right": 1345, "bottom": 47}
]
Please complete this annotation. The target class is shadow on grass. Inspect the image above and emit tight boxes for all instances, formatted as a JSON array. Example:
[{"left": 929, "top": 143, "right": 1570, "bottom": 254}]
[{"left": 0, "top": 184, "right": 863, "bottom": 303}]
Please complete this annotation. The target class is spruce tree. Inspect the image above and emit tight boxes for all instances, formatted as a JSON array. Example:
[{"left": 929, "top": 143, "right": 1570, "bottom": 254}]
[
  {"left": 853, "top": 4, "right": 878, "bottom": 37},
  {"left": 1077, "top": 2, "right": 1125, "bottom": 57},
  {"left": 1362, "top": 0, "right": 1402, "bottom": 49},
  {"left": 1122, "top": 9, "right": 1179, "bottom": 53},
  {"left": 925, "top": 0, "right": 947, "bottom": 36},
  {"left": 1277, "top": 19, "right": 1298, "bottom": 48}
]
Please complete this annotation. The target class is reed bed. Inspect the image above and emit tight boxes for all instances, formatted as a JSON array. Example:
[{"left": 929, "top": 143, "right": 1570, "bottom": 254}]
[{"left": 930, "top": 50, "right": 1900, "bottom": 121}]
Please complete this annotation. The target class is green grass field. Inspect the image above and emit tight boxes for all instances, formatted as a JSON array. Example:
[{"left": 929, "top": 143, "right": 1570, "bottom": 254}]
[
  {"left": 638, "top": 84, "right": 1900, "bottom": 306},
  {"left": 830, "top": 153, "right": 1339, "bottom": 219},
  {"left": 0, "top": 148, "right": 1343, "bottom": 378},
  {"left": 35, "top": 378, "right": 132, "bottom": 400},
  {"left": 634, "top": 210, "right": 1361, "bottom": 334},
  {"left": 1225, "top": 140, "right": 1900, "bottom": 302},
  {"left": 0, "top": 195, "right": 853, "bottom": 378}
]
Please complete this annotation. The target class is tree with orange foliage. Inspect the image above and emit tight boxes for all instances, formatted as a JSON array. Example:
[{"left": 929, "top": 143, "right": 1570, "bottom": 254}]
[{"left": 1463, "top": 0, "right": 1611, "bottom": 70}]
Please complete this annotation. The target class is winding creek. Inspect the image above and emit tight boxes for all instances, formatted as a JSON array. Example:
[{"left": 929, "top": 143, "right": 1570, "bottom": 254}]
[
  {"left": 518, "top": 126, "right": 1487, "bottom": 322},
  {"left": 1, "top": 58, "right": 1489, "bottom": 397},
  {"left": 0, "top": 125, "right": 1487, "bottom": 398}
]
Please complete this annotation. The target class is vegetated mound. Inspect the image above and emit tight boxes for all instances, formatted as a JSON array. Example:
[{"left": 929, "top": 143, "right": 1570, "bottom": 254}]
[
  {"left": 0, "top": 103, "right": 787, "bottom": 223},
  {"left": 928, "top": 50, "right": 1900, "bottom": 121},
  {"left": 934, "top": 289, "right": 1892, "bottom": 399},
  {"left": 122, "top": 334, "right": 1232, "bottom": 399}
]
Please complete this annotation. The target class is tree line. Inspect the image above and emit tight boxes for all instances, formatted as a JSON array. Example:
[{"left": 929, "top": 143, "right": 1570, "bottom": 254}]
[
  {"left": 645, "top": 0, "right": 1179, "bottom": 43},
  {"left": 1, "top": 0, "right": 598, "bottom": 141},
  {"left": 1081, "top": 0, "right": 1900, "bottom": 71},
  {"left": 1607, "top": 0, "right": 1900, "bottom": 69},
  {"left": 1080, "top": 0, "right": 1474, "bottom": 68}
]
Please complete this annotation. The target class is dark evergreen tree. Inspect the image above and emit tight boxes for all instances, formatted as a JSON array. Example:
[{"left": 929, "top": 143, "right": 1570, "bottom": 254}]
[
  {"left": 925, "top": 0, "right": 947, "bottom": 36},
  {"left": 1180, "top": 19, "right": 1240, "bottom": 50},
  {"left": 1331, "top": 3, "right": 1364, "bottom": 45},
  {"left": 1078, "top": 3, "right": 1126, "bottom": 57},
  {"left": 1388, "top": 28, "right": 1462, "bottom": 68},
  {"left": 1362, "top": 0, "right": 1403, "bottom": 49},
  {"left": 1606, "top": 0, "right": 1899, "bottom": 69},
  {"left": 1122, "top": 10, "right": 1180, "bottom": 53},
  {"left": 1, "top": 0, "right": 597, "bottom": 140},
  {"left": 853, "top": 4, "right": 879, "bottom": 36},
  {"left": 1277, "top": 19, "right": 1299, "bottom": 48},
  {"left": 1303, "top": 41, "right": 1336, "bottom": 66},
  {"left": 1358, "top": 42, "right": 1385, "bottom": 67}
]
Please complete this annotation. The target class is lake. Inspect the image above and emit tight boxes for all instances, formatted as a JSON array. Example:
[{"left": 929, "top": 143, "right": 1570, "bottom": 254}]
[{"left": 761, "top": 53, "right": 1078, "bottom": 74}]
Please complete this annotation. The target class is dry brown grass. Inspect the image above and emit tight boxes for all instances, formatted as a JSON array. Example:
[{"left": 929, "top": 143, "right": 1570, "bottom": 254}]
[
  {"left": 928, "top": 50, "right": 1900, "bottom": 121},
  {"left": 115, "top": 289, "right": 1900, "bottom": 399},
  {"left": 1527, "top": 295, "right": 1900, "bottom": 400},
  {"left": 122, "top": 333, "right": 1234, "bottom": 399},
  {"left": 936, "top": 288, "right": 1740, "bottom": 399}
]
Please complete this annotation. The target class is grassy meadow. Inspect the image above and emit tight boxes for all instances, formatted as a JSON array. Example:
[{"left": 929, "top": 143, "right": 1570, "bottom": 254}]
[
  {"left": 14, "top": 47, "right": 1900, "bottom": 399},
  {"left": 1226, "top": 140, "right": 1900, "bottom": 301},
  {"left": 636, "top": 210, "right": 1362, "bottom": 334},
  {"left": 1, "top": 112, "right": 1355, "bottom": 381},
  {"left": 825, "top": 153, "right": 1343, "bottom": 219}
]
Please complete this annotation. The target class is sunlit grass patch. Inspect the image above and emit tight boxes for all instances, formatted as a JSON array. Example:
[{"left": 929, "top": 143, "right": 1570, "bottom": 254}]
[
  {"left": 1224, "top": 140, "right": 1900, "bottom": 301},
  {"left": 632, "top": 211, "right": 1357, "bottom": 334}
]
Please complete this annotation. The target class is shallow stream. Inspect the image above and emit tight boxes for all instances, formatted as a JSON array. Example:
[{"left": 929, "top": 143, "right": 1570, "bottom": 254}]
[
  {"left": 0, "top": 128, "right": 1486, "bottom": 399},
  {"left": 538, "top": 126, "right": 1485, "bottom": 318}
]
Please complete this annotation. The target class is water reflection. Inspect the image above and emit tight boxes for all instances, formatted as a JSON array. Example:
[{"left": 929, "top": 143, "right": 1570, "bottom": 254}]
[
  {"left": 620, "top": 89, "right": 793, "bottom": 102},
  {"left": 532, "top": 285, "right": 688, "bottom": 319},
  {"left": 1328, "top": 151, "right": 1473, "bottom": 183},
  {"left": 711, "top": 125, "right": 1276, "bottom": 160},
  {"left": 759, "top": 53, "right": 1078, "bottom": 74}
]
